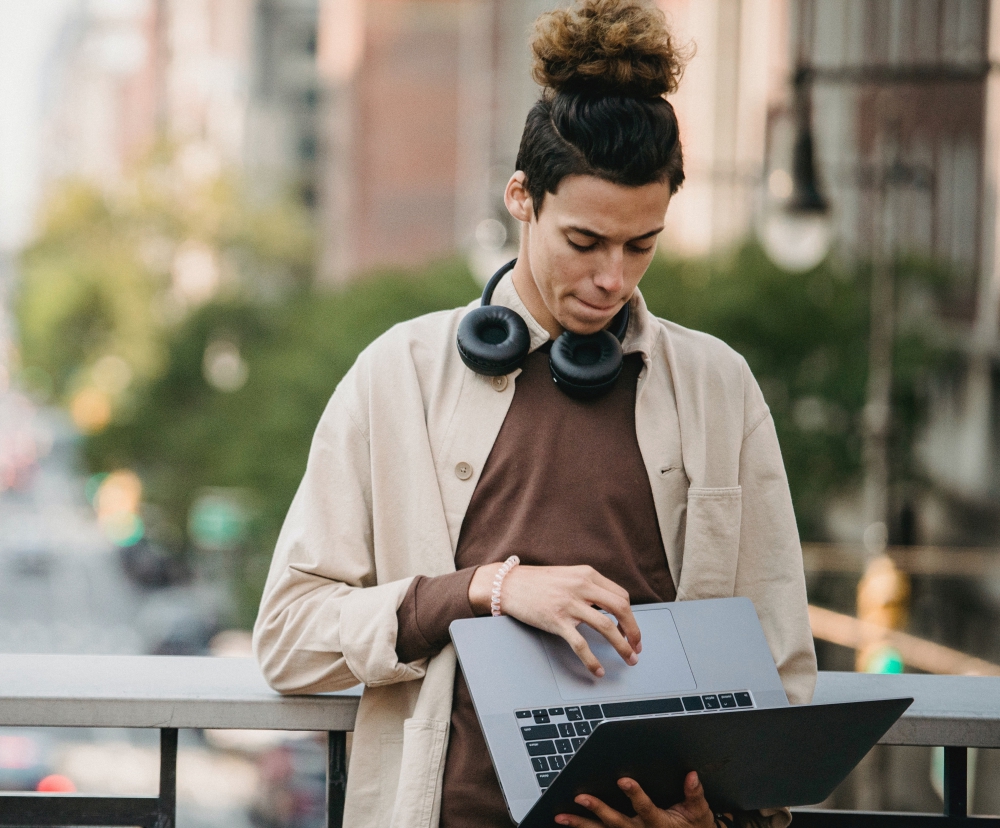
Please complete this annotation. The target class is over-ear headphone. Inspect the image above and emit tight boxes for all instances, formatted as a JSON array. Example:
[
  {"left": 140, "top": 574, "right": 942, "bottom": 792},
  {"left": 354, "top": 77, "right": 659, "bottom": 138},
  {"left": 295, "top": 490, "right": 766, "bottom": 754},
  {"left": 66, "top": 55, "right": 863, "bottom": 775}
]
[{"left": 456, "top": 259, "right": 629, "bottom": 401}]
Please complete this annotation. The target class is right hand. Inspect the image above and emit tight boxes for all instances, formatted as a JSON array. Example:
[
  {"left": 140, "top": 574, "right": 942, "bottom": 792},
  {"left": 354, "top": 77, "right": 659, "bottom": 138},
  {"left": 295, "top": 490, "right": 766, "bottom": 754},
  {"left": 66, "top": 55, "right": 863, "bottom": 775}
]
[{"left": 468, "top": 563, "right": 641, "bottom": 676}]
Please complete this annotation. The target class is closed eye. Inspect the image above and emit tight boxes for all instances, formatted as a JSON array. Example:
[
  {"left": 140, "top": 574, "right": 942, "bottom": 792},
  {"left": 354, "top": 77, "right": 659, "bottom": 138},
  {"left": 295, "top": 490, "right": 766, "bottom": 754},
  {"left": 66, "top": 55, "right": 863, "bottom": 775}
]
[{"left": 568, "top": 238, "right": 597, "bottom": 252}]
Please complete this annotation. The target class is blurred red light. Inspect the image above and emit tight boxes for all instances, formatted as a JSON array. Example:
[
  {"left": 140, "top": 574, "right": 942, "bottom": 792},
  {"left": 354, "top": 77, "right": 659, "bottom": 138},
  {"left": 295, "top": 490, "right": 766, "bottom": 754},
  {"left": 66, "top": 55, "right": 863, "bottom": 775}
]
[{"left": 36, "top": 774, "right": 76, "bottom": 793}]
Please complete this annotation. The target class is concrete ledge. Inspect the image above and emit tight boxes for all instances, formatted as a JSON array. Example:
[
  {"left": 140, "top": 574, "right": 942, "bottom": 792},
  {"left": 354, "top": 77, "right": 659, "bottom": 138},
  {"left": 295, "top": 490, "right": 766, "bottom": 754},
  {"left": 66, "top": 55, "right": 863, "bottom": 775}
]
[{"left": 0, "top": 654, "right": 361, "bottom": 730}]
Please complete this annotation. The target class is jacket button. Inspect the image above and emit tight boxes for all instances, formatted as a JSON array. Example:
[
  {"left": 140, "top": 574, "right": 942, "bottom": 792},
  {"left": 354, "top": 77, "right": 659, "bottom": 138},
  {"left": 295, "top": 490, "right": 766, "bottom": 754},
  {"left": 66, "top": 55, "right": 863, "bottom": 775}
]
[
  {"left": 491, "top": 375, "right": 508, "bottom": 392},
  {"left": 455, "top": 462, "right": 473, "bottom": 480}
]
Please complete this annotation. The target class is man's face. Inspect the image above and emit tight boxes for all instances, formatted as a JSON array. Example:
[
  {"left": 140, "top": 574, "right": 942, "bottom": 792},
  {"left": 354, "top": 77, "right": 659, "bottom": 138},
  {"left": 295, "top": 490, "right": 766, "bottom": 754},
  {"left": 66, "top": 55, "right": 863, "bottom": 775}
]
[{"left": 508, "top": 173, "right": 672, "bottom": 337}]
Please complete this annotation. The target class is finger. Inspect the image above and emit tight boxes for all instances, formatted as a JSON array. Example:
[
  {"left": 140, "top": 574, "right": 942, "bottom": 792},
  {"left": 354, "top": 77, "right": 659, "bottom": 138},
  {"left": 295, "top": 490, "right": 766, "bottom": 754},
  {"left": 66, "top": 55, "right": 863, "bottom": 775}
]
[
  {"left": 674, "top": 771, "right": 712, "bottom": 822},
  {"left": 578, "top": 605, "right": 638, "bottom": 666},
  {"left": 579, "top": 583, "right": 642, "bottom": 654},
  {"left": 562, "top": 626, "right": 605, "bottom": 677},
  {"left": 554, "top": 813, "right": 604, "bottom": 828},
  {"left": 617, "top": 777, "right": 660, "bottom": 822},
  {"left": 575, "top": 794, "right": 632, "bottom": 828},
  {"left": 616, "top": 622, "right": 642, "bottom": 655}
]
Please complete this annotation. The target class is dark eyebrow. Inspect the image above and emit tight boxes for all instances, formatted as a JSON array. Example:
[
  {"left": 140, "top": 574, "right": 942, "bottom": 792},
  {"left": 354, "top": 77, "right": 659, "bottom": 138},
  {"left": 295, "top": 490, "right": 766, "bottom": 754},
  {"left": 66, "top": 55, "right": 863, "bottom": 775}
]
[{"left": 566, "top": 225, "right": 664, "bottom": 242}]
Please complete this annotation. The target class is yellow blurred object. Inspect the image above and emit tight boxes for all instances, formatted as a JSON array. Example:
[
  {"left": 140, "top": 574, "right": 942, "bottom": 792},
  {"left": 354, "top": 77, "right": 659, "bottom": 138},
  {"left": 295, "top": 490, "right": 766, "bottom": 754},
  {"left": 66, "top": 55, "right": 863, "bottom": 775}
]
[
  {"left": 70, "top": 387, "right": 112, "bottom": 433},
  {"left": 95, "top": 470, "right": 143, "bottom": 520},
  {"left": 94, "top": 470, "right": 145, "bottom": 547},
  {"left": 856, "top": 555, "right": 911, "bottom": 671}
]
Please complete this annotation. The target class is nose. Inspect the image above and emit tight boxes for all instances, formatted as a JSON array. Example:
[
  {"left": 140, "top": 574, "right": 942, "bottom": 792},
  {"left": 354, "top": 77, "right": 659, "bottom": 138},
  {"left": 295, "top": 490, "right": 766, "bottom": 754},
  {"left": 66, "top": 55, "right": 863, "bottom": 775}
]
[{"left": 593, "top": 250, "right": 625, "bottom": 294}]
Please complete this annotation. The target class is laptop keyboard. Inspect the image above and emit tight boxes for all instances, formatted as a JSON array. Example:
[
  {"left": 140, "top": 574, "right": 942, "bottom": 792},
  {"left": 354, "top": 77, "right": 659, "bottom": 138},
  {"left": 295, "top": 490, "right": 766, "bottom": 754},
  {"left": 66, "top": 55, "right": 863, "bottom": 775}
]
[{"left": 515, "top": 692, "right": 755, "bottom": 791}]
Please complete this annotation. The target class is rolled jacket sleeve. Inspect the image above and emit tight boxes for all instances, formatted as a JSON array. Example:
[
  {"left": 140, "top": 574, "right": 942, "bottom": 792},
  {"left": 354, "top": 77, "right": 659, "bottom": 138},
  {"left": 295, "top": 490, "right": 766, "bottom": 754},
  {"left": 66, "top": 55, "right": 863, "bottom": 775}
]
[{"left": 252, "top": 368, "right": 425, "bottom": 693}]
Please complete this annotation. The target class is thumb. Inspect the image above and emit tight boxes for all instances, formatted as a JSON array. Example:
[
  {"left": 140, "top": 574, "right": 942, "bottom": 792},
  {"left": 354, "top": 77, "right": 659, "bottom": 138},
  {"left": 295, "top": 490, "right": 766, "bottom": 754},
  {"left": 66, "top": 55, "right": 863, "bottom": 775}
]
[{"left": 681, "top": 771, "right": 712, "bottom": 819}]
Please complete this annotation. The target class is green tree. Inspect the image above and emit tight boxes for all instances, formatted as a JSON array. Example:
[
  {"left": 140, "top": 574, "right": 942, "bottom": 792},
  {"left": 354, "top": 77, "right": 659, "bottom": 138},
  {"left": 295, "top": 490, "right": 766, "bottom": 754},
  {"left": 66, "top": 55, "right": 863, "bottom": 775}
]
[
  {"left": 16, "top": 144, "right": 314, "bottom": 410},
  {"left": 84, "top": 259, "right": 480, "bottom": 625}
]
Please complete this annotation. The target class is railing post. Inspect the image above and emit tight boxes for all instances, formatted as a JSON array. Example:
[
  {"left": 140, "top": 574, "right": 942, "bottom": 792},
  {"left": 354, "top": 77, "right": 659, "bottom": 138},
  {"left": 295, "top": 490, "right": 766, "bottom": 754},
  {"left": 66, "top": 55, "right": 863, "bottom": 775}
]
[
  {"left": 943, "top": 745, "right": 967, "bottom": 818},
  {"left": 327, "top": 731, "right": 347, "bottom": 828},
  {"left": 156, "top": 728, "right": 178, "bottom": 828}
]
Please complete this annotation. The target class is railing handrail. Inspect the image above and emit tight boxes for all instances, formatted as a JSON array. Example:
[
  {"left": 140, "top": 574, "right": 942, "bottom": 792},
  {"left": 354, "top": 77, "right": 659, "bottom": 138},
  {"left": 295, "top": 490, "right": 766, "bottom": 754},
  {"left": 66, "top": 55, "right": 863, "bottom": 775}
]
[
  {"left": 2, "top": 657, "right": 1000, "bottom": 827},
  {"left": 0, "top": 653, "right": 360, "bottom": 731},
  {"left": 811, "top": 671, "right": 1000, "bottom": 748},
  {"left": 1, "top": 656, "right": 999, "bottom": 748}
]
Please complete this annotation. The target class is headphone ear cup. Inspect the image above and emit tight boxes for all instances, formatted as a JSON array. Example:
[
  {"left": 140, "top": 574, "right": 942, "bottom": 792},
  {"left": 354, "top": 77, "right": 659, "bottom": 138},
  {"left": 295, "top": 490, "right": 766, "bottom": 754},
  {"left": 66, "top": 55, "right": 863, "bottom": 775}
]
[
  {"left": 549, "top": 330, "right": 624, "bottom": 400},
  {"left": 457, "top": 306, "right": 531, "bottom": 376}
]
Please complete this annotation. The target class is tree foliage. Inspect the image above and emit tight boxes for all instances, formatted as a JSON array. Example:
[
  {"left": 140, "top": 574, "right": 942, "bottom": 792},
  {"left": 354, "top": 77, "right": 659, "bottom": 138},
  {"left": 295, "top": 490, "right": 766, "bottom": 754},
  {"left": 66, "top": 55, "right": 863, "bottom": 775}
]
[{"left": 18, "top": 174, "right": 943, "bottom": 625}]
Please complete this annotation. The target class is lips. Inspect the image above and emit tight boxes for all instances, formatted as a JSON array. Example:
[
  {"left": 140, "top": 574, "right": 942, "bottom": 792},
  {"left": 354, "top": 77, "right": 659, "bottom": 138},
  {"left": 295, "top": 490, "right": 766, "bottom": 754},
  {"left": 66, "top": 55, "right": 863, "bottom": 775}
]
[{"left": 576, "top": 297, "right": 619, "bottom": 313}]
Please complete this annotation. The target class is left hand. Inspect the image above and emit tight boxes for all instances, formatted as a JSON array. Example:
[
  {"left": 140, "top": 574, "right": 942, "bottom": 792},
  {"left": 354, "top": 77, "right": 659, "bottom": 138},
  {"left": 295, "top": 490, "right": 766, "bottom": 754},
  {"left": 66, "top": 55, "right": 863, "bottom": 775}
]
[{"left": 554, "top": 771, "right": 717, "bottom": 828}]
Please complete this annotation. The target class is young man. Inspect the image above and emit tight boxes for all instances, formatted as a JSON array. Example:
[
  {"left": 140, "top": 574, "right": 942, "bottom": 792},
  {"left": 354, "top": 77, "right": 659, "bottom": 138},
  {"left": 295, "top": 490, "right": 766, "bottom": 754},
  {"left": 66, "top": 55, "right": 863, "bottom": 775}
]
[{"left": 254, "top": 2, "right": 816, "bottom": 827}]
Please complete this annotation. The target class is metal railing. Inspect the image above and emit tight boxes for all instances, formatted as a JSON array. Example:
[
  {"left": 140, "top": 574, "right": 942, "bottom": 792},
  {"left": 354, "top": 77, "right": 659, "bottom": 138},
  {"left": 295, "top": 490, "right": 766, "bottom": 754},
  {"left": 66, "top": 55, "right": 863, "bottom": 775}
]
[
  {"left": 0, "top": 656, "right": 998, "bottom": 827},
  {"left": 0, "top": 654, "right": 360, "bottom": 828}
]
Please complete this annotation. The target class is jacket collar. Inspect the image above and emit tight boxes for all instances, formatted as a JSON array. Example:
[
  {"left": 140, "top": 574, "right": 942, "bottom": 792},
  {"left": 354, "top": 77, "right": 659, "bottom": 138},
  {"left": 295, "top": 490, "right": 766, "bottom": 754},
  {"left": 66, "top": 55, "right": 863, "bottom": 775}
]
[{"left": 489, "top": 271, "right": 661, "bottom": 360}]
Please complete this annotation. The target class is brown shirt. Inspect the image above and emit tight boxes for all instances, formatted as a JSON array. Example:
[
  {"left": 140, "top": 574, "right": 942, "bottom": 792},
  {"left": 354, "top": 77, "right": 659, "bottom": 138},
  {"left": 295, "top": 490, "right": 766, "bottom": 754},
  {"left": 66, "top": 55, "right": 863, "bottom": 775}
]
[{"left": 395, "top": 346, "right": 677, "bottom": 827}]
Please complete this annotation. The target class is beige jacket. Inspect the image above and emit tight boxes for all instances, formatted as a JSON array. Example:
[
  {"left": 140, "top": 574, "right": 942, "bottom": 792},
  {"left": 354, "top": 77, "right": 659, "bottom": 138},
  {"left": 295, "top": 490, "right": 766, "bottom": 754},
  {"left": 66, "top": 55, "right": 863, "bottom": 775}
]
[{"left": 253, "top": 274, "right": 818, "bottom": 828}]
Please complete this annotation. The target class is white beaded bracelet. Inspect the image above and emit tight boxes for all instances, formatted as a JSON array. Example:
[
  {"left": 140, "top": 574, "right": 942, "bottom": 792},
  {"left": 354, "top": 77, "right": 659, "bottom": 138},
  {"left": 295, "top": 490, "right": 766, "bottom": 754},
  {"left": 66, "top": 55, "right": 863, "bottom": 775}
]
[{"left": 490, "top": 555, "right": 520, "bottom": 617}]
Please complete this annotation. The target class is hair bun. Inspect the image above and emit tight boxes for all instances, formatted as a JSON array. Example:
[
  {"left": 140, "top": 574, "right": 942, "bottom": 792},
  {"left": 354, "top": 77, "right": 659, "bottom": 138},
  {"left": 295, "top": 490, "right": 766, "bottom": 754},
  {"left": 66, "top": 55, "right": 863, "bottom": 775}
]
[{"left": 530, "top": 0, "right": 688, "bottom": 98}]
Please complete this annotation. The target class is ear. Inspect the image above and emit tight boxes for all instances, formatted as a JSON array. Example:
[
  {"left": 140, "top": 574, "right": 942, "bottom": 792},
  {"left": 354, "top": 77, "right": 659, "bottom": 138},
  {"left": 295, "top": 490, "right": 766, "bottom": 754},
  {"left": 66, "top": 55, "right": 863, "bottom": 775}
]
[{"left": 504, "top": 172, "right": 534, "bottom": 223}]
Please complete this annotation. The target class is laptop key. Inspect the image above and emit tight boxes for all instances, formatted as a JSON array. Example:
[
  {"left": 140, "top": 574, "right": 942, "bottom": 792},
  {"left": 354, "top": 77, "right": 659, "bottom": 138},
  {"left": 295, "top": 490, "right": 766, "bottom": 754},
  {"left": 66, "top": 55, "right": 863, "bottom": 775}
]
[
  {"left": 602, "top": 697, "right": 683, "bottom": 718},
  {"left": 571, "top": 737, "right": 586, "bottom": 751},
  {"left": 719, "top": 694, "right": 737, "bottom": 708},
  {"left": 521, "top": 725, "right": 558, "bottom": 740},
  {"left": 682, "top": 696, "right": 705, "bottom": 712},
  {"left": 581, "top": 705, "right": 604, "bottom": 720},
  {"left": 531, "top": 757, "right": 549, "bottom": 772},
  {"left": 549, "top": 754, "right": 565, "bottom": 770},
  {"left": 536, "top": 772, "right": 559, "bottom": 788},
  {"left": 566, "top": 707, "right": 583, "bottom": 721},
  {"left": 702, "top": 695, "right": 720, "bottom": 709},
  {"left": 516, "top": 710, "right": 533, "bottom": 719},
  {"left": 533, "top": 711, "right": 550, "bottom": 724},
  {"left": 735, "top": 692, "right": 753, "bottom": 708},
  {"left": 549, "top": 707, "right": 565, "bottom": 715},
  {"left": 556, "top": 739, "right": 573, "bottom": 754},
  {"left": 558, "top": 723, "right": 575, "bottom": 738},
  {"left": 574, "top": 721, "right": 592, "bottom": 736},
  {"left": 526, "top": 740, "right": 556, "bottom": 756}
]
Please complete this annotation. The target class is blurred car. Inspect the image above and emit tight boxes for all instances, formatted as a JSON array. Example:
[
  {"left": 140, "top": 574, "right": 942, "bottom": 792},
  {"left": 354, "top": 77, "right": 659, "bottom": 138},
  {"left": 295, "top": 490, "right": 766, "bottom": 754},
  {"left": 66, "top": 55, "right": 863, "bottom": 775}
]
[
  {"left": 248, "top": 734, "right": 327, "bottom": 828},
  {"left": 119, "top": 540, "right": 191, "bottom": 589}
]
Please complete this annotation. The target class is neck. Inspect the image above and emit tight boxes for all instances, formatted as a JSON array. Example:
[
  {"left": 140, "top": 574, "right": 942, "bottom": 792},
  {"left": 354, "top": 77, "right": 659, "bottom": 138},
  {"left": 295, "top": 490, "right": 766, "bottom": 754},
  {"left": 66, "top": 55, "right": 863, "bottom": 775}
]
[{"left": 510, "top": 238, "right": 562, "bottom": 340}]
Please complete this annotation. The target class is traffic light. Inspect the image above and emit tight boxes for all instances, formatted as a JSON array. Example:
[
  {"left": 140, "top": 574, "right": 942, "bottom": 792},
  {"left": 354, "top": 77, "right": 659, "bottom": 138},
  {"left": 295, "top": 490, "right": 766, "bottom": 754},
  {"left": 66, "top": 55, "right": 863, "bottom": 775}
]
[{"left": 856, "top": 555, "right": 910, "bottom": 673}]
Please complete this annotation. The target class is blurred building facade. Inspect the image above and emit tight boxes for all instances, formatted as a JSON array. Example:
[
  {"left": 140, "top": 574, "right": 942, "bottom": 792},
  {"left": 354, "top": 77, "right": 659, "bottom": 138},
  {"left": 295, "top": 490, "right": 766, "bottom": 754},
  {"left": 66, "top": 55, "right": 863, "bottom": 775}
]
[
  {"left": 312, "top": 0, "right": 791, "bottom": 282},
  {"left": 39, "top": 0, "right": 319, "bottom": 201},
  {"left": 245, "top": 0, "right": 322, "bottom": 205},
  {"left": 782, "top": 0, "right": 1000, "bottom": 544}
]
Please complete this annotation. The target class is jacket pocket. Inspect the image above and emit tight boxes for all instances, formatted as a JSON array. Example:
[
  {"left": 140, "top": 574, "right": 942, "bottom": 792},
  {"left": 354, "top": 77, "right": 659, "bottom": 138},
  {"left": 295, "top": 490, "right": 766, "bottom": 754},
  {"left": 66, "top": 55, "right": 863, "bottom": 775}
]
[
  {"left": 388, "top": 718, "right": 449, "bottom": 828},
  {"left": 677, "top": 486, "right": 742, "bottom": 601}
]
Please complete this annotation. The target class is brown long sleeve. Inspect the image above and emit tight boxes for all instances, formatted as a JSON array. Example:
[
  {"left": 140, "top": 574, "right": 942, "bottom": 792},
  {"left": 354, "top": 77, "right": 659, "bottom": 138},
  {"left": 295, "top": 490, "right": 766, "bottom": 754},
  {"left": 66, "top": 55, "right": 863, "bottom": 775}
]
[{"left": 395, "top": 569, "right": 478, "bottom": 664}]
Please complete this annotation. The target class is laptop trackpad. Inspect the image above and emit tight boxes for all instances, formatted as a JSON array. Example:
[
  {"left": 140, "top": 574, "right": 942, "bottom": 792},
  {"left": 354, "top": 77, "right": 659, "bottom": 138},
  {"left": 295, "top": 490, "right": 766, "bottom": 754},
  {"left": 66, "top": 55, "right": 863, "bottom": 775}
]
[{"left": 541, "top": 609, "right": 697, "bottom": 701}]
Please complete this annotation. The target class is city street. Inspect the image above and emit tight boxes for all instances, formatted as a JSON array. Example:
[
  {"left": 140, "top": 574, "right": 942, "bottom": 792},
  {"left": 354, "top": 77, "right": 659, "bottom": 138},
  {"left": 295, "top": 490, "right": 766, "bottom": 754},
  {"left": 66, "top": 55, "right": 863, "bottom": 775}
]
[{"left": 0, "top": 259, "right": 257, "bottom": 828}]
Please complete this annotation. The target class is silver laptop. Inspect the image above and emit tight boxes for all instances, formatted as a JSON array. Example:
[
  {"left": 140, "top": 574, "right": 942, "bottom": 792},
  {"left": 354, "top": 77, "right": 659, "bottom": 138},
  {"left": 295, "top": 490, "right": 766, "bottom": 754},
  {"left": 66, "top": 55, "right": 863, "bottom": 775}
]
[{"left": 449, "top": 597, "right": 789, "bottom": 824}]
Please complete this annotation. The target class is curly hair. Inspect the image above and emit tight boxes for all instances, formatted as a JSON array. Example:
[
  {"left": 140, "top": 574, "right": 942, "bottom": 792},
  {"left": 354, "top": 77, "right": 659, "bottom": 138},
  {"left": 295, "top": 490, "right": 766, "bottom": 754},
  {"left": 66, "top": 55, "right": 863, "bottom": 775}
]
[
  {"left": 531, "top": 0, "right": 686, "bottom": 97},
  {"left": 515, "top": 0, "right": 691, "bottom": 214}
]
